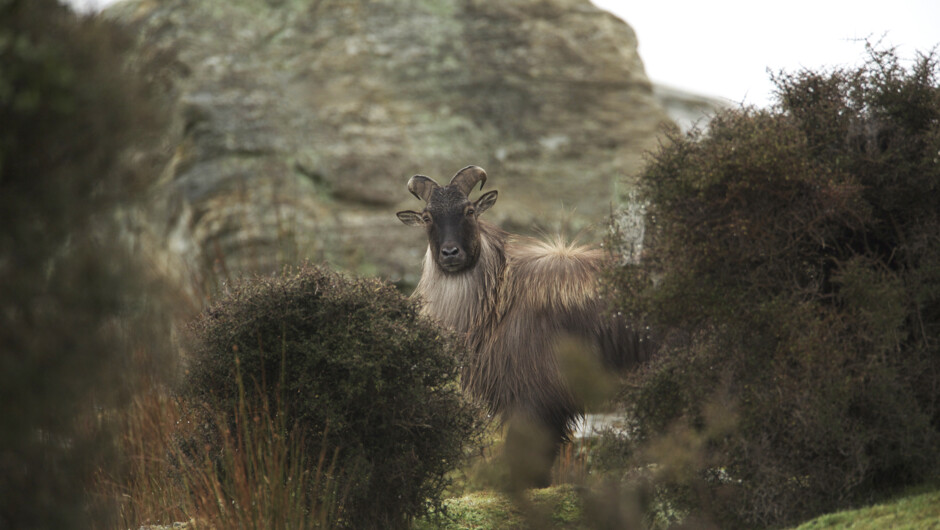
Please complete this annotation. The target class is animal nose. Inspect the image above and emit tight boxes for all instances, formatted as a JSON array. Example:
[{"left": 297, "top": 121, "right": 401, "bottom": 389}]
[{"left": 441, "top": 246, "right": 461, "bottom": 258}]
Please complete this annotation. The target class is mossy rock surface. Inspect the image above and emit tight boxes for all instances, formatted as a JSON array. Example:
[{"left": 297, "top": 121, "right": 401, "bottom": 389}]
[{"left": 104, "top": 0, "right": 674, "bottom": 294}]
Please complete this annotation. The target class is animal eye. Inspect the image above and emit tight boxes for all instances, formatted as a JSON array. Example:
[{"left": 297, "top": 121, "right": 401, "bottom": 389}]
[{"left": 466, "top": 208, "right": 475, "bottom": 216}]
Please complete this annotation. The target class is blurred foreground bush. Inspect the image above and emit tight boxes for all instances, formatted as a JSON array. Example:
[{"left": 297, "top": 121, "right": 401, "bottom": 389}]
[
  {"left": 0, "top": 0, "right": 171, "bottom": 528},
  {"left": 604, "top": 47, "right": 940, "bottom": 528},
  {"left": 186, "top": 265, "right": 482, "bottom": 529}
]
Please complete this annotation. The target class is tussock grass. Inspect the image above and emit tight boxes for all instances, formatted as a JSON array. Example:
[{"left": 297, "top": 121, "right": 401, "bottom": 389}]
[{"left": 101, "top": 379, "right": 343, "bottom": 530}]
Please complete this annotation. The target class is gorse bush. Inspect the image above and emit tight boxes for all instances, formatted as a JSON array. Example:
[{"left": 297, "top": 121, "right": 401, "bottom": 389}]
[
  {"left": 604, "top": 47, "right": 940, "bottom": 528},
  {"left": 0, "top": 1, "right": 170, "bottom": 528},
  {"left": 186, "top": 264, "right": 481, "bottom": 529}
]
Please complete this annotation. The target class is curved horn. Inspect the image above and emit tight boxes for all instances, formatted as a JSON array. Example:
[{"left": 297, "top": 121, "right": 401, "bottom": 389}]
[
  {"left": 449, "top": 165, "right": 487, "bottom": 196},
  {"left": 407, "top": 175, "right": 441, "bottom": 202}
]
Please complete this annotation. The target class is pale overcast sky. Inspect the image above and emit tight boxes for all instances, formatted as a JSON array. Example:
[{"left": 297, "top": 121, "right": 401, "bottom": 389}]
[
  {"left": 70, "top": 0, "right": 939, "bottom": 108},
  {"left": 594, "top": 0, "right": 940, "bottom": 106}
]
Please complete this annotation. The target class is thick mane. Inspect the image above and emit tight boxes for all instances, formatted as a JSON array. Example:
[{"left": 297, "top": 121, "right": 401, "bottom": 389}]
[
  {"left": 503, "top": 236, "right": 604, "bottom": 317},
  {"left": 510, "top": 236, "right": 654, "bottom": 371},
  {"left": 412, "top": 221, "right": 507, "bottom": 335}
]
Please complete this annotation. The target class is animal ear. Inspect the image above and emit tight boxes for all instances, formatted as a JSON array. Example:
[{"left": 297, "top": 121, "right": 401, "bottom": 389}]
[
  {"left": 396, "top": 210, "right": 425, "bottom": 227},
  {"left": 473, "top": 190, "right": 498, "bottom": 215}
]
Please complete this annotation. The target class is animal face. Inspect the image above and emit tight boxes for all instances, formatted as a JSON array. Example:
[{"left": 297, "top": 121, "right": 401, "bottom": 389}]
[{"left": 397, "top": 172, "right": 498, "bottom": 274}]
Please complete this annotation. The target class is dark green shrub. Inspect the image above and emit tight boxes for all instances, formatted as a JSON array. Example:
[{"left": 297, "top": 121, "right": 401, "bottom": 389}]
[
  {"left": 604, "top": 47, "right": 940, "bottom": 528},
  {"left": 186, "top": 264, "right": 481, "bottom": 529},
  {"left": 0, "top": 1, "right": 170, "bottom": 528}
]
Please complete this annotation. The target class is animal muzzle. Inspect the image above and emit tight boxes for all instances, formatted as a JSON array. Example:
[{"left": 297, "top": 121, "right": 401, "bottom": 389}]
[{"left": 438, "top": 245, "right": 467, "bottom": 272}]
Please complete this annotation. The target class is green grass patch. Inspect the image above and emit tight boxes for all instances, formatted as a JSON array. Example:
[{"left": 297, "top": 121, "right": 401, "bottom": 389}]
[
  {"left": 414, "top": 485, "right": 585, "bottom": 530},
  {"left": 417, "top": 483, "right": 940, "bottom": 530},
  {"left": 793, "top": 487, "right": 940, "bottom": 530}
]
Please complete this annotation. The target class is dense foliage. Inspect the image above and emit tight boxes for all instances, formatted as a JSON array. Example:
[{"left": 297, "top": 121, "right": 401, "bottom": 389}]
[
  {"left": 186, "top": 265, "right": 481, "bottom": 529},
  {"left": 0, "top": 1, "right": 170, "bottom": 528},
  {"left": 604, "top": 47, "right": 940, "bottom": 527}
]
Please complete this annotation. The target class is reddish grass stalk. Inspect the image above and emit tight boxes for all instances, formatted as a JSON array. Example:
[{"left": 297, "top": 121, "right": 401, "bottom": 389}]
[{"left": 97, "top": 376, "right": 344, "bottom": 529}]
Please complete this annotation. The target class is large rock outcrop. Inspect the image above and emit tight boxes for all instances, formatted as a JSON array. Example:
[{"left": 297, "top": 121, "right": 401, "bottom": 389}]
[{"left": 108, "top": 0, "right": 673, "bottom": 297}]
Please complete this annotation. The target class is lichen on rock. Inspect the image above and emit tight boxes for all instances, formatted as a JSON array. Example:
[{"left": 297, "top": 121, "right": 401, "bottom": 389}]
[{"left": 107, "top": 0, "right": 675, "bottom": 298}]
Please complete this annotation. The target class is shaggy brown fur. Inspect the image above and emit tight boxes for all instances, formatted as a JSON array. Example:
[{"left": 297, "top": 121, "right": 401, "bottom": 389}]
[
  {"left": 413, "top": 223, "right": 651, "bottom": 444},
  {"left": 400, "top": 167, "right": 654, "bottom": 486}
]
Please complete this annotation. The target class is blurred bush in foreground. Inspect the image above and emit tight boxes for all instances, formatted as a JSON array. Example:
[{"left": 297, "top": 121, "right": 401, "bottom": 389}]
[{"left": 0, "top": 0, "right": 171, "bottom": 528}]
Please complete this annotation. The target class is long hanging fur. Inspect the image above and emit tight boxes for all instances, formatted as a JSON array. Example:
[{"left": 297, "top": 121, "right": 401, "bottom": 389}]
[{"left": 413, "top": 220, "right": 653, "bottom": 444}]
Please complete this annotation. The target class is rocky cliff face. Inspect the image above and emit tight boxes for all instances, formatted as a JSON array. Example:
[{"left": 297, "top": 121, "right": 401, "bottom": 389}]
[{"left": 108, "top": 0, "right": 673, "bottom": 297}]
